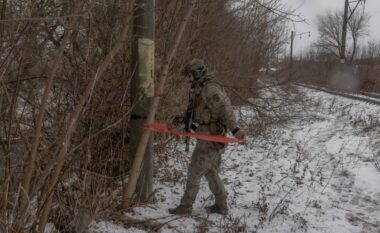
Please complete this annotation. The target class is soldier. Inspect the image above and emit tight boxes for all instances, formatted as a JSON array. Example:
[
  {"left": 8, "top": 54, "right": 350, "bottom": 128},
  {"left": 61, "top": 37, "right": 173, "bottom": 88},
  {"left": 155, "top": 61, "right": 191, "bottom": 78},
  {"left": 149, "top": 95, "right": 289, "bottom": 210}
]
[{"left": 169, "top": 59, "right": 245, "bottom": 215}]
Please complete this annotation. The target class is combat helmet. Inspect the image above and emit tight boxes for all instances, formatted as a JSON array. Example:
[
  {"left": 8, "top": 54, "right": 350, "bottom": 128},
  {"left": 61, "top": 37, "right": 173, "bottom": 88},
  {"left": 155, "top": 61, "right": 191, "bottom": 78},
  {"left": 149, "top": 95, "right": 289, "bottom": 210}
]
[{"left": 181, "top": 59, "right": 208, "bottom": 80}]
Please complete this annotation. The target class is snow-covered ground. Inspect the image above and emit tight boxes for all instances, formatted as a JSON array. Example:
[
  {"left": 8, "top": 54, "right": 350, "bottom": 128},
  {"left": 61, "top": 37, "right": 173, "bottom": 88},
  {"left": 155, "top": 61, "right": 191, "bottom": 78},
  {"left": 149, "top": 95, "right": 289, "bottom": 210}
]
[{"left": 90, "top": 85, "right": 380, "bottom": 233}]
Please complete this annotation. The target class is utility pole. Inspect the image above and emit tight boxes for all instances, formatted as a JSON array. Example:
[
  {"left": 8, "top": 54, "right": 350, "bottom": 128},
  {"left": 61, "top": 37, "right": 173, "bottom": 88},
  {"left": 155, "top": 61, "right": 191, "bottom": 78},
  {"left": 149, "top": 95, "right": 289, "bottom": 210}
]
[
  {"left": 123, "top": 0, "right": 197, "bottom": 208},
  {"left": 129, "top": 0, "right": 155, "bottom": 201},
  {"left": 340, "top": 0, "right": 349, "bottom": 63},
  {"left": 289, "top": 30, "right": 310, "bottom": 80},
  {"left": 340, "top": 0, "right": 366, "bottom": 63},
  {"left": 289, "top": 30, "right": 294, "bottom": 80}
]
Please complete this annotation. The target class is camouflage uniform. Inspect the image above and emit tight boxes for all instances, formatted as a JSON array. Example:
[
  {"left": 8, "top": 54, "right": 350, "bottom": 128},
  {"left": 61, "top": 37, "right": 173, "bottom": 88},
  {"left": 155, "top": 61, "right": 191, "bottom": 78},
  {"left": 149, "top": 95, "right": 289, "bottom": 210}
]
[{"left": 179, "top": 75, "right": 238, "bottom": 213}]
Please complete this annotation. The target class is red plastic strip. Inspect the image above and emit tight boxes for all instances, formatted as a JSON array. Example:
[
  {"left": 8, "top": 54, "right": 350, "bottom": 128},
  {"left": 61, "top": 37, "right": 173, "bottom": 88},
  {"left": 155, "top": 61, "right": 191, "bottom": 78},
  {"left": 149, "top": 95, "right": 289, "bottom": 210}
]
[
  {"left": 154, "top": 88, "right": 163, "bottom": 96},
  {"left": 144, "top": 123, "right": 243, "bottom": 144}
]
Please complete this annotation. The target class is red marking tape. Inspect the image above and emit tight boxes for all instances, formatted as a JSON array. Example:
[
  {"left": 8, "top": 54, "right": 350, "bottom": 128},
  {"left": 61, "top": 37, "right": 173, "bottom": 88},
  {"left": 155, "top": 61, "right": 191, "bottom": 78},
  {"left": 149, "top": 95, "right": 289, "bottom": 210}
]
[
  {"left": 154, "top": 88, "right": 163, "bottom": 96},
  {"left": 144, "top": 123, "right": 243, "bottom": 144}
]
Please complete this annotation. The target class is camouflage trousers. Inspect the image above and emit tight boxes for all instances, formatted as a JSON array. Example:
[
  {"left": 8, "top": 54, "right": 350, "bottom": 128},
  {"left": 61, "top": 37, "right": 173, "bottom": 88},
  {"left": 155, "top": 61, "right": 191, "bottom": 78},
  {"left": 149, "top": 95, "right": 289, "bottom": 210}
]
[{"left": 180, "top": 139, "right": 227, "bottom": 209}]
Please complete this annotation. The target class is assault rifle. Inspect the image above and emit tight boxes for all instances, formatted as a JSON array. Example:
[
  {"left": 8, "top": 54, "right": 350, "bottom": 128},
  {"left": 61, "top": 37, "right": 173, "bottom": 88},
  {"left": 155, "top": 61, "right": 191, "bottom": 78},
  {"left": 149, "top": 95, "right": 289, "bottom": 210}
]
[
  {"left": 184, "top": 87, "right": 194, "bottom": 152},
  {"left": 173, "top": 87, "right": 195, "bottom": 152}
]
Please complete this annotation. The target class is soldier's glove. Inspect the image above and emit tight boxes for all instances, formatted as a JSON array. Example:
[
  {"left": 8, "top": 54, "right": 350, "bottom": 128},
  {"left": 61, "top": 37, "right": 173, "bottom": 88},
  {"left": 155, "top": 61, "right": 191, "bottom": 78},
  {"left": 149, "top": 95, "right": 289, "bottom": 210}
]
[
  {"left": 188, "top": 122, "right": 199, "bottom": 132},
  {"left": 232, "top": 128, "right": 245, "bottom": 144},
  {"left": 172, "top": 116, "right": 185, "bottom": 126}
]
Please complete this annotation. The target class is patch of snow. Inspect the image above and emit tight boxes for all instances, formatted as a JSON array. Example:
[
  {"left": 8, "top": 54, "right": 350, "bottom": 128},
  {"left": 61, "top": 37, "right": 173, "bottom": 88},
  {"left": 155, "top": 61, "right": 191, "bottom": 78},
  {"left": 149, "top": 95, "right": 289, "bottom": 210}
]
[
  {"left": 90, "top": 221, "right": 143, "bottom": 233},
  {"left": 96, "top": 84, "right": 380, "bottom": 232}
]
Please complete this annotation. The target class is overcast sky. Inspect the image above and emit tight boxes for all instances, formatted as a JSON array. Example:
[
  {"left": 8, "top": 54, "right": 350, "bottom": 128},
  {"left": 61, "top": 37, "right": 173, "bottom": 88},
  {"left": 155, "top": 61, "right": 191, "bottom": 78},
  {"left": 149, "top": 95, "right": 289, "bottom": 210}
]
[{"left": 282, "top": 0, "right": 380, "bottom": 55}]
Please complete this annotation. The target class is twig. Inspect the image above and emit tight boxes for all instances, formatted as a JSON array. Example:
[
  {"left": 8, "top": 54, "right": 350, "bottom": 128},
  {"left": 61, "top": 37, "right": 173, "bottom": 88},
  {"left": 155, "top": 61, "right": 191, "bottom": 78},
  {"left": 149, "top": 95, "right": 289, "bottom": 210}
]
[
  {"left": 112, "top": 214, "right": 186, "bottom": 231},
  {"left": 0, "top": 14, "right": 86, "bottom": 24},
  {"left": 16, "top": 9, "right": 80, "bottom": 227},
  {"left": 268, "top": 186, "right": 293, "bottom": 222},
  {"left": 321, "top": 159, "right": 340, "bottom": 194},
  {"left": 37, "top": 7, "right": 131, "bottom": 233}
]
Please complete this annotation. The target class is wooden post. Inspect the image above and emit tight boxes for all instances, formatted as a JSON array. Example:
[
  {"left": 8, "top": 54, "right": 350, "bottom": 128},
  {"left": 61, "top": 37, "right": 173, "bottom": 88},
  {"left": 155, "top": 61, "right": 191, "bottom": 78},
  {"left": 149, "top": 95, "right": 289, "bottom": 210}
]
[
  {"left": 123, "top": 0, "right": 197, "bottom": 208},
  {"left": 129, "top": 0, "right": 155, "bottom": 201}
]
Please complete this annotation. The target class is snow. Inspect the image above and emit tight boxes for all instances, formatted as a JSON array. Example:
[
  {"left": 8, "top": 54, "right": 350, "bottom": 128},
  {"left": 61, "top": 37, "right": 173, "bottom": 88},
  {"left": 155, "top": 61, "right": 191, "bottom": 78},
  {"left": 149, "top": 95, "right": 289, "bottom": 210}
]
[
  {"left": 354, "top": 166, "right": 380, "bottom": 193},
  {"left": 89, "top": 85, "right": 380, "bottom": 233},
  {"left": 91, "top": 221, "right": 144, "bottom": 233},
  {"left": 44, "top": 223, "right": 57, "bottom": 233}
]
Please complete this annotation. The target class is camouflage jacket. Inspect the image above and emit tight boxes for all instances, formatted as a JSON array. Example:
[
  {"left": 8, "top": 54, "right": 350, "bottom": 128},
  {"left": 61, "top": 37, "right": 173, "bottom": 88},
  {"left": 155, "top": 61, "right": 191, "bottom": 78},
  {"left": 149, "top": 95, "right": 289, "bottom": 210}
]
[{"left": 191, "top": 76, "right": 238, "bottom": 135}]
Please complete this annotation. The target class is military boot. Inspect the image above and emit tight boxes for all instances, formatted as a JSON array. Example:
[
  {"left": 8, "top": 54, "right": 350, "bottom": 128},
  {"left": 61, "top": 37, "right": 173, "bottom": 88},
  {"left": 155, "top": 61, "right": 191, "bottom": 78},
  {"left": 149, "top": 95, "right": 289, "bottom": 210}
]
[
  {"left": 206, "top": 204, "right": 228, "bottom": 215},
  {"left": 168, "top": 205, "right": 192, "bottom": 215}
]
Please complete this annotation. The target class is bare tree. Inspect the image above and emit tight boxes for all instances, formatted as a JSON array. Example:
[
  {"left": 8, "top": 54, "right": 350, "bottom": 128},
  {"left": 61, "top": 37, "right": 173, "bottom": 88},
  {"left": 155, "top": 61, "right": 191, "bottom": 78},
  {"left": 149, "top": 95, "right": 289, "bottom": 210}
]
[
  {"left": 316, "top": 9, "right": 369, "bottom": 63},
  {"left": 0, "top": 0, "right": 293, "bottom": 231},
  {"left": 358, "top": 40, "right": 380, "bottom": 91},
  {"left": 348, "top": 10, "right": 370, "bottom": 62},
  {"left": 155, "top": 0, "right": 288, "bottom": 108}
]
